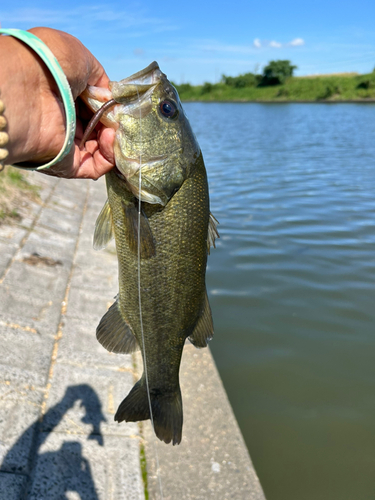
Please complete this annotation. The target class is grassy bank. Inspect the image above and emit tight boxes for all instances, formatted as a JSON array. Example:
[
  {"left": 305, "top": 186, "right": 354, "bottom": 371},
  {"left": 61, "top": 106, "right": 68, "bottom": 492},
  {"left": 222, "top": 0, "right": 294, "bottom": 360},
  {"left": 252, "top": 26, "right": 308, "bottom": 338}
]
[
  {"left": 175, "top": 73, "right": 375, "bottom": 102},
  {"left": 0, "top": 166, "right": 40, "bottom": 224}
]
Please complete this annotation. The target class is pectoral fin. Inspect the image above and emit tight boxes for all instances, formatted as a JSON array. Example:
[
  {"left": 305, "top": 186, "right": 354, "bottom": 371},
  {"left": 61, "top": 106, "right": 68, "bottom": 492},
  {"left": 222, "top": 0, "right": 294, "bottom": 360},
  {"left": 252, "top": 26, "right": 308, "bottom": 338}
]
[
  {"left": 207, "top": 213, "right": 220, "bottom": 254},
  {"left": 188, "top": 291, "right": 214, "bottom": 348},
  {"left": 97, "top": 298, "right": 139, "bottom": 353},
  {"left": 93, "top": 199, "right": 114, "bottom": 250},
  {"left": 122, "top": 201, "right": 156, "bottom": 259}
]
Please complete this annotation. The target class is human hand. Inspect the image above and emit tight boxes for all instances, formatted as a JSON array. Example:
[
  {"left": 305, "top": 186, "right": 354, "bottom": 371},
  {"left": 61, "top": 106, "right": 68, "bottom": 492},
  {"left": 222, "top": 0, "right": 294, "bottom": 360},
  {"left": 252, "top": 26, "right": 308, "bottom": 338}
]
[{"left": 1, "top": 27, "right": 115, "bottom": 179}]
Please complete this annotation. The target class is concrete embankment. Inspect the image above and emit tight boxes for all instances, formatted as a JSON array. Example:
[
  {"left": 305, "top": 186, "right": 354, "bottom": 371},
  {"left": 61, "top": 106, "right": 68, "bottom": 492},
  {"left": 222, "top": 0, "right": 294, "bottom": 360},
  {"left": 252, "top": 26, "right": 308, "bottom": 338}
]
[{"left": 0, "top": 172, "right": 265, "bottom": 499}]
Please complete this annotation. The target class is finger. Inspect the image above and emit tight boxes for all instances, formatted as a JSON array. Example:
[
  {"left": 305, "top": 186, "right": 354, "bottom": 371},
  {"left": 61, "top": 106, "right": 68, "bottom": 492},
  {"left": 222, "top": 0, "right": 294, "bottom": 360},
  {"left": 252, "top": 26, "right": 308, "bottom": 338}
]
[
  {"left": 98, "top": 127, "right": 116, "bottom": 165},
  {"left": 71, "top": 140, "right": 115, "bottom": 180},
  {"left": 77, "top": 127, "right": 115, "bottom": 163},
  {"left": 90, "top": 68, "right": 111, "bottom": 88}
]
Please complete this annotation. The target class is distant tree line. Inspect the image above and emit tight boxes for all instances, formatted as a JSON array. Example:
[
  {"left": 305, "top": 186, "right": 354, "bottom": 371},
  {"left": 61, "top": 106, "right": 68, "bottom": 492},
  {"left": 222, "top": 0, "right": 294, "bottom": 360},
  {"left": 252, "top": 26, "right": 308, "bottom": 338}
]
[
  {"left": 172, "top": 62, "right": 375, "bottom": 101},
  {"left": 173, "top": 60, "right": 298, "bottom": 94},
  {"left": 221, "top": 60, "right": 297, "bottom": 88}
]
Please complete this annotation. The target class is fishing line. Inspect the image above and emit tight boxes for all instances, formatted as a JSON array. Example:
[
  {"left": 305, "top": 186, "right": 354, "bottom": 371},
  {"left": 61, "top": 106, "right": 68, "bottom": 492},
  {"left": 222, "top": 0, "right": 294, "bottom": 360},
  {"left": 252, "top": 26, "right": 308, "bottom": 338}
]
[{"left": 136, "top": 86, "right": 164, "bottom": 500}]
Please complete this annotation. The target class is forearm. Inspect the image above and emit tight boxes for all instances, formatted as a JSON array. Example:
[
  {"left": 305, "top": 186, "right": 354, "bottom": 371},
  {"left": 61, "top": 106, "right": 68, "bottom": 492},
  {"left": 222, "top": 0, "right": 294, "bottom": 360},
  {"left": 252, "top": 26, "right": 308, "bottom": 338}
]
[{"left": 0, "top": 33, "right": 56, "bottom": 164}]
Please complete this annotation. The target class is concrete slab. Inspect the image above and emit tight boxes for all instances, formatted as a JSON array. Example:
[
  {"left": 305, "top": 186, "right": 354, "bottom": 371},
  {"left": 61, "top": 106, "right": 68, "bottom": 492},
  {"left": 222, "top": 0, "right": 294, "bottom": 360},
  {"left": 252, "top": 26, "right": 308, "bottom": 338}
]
[
  {"left": 49, "top": 192, "right": 85, "bottom": 212},
  {"left": 28, "top": 433, "right": 144, "bottom": 500},
  {"left": 0, "top": 247, "right": 20, "bottom": 282},
  {"left": 0, "top": 471, "right": 27, "bottom": 500},
  {"left": 0, "top": 382, "right": 44, "bottom": 475},
  {"left": 0, "top": 323, "right": 54, "bottom": 387},
  {"left": 41, "top": 362, "right": 137, "bottom": 439},
  {"left": 21, "top": 224, "right": 77, "bottom": 267},
  {"left": 0, "top": 221, "right": 27, "bottom": 278},
  {"left": 65, "top": 286, "right": 115, "bottom": 322},
  {"left": 57, "top": 316, "right": 133, "bottom": 372},
  {"left": 26, "top": 172, "right": 59, "bottom": 204},
  {"left": 0, "top": 172, "right": 58, "bottom": 282},
  {"left": 13, "top": 200, "right": 44, "bottom": 230},
  {"left": 68, "top": 261, "right": 118, "bottom": 294},
  {"left": 37, "top": 206, "right": 85, "bottom": 236},
  {"left": 0, "top": 286, "right": 61, "bottom": 339},
  {"left": 4, "top": 260, "right": 69, "bottom": 303},
  {"left": 0, "top": 225, "right": 27, "bottom": 245}
]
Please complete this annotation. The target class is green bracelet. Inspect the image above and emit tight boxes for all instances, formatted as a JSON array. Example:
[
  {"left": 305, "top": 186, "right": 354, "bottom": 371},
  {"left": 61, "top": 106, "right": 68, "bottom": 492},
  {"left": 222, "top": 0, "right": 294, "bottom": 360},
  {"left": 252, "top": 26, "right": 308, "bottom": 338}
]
[{"left": 0, "top": 29, "right": 76, "bottom": 170}]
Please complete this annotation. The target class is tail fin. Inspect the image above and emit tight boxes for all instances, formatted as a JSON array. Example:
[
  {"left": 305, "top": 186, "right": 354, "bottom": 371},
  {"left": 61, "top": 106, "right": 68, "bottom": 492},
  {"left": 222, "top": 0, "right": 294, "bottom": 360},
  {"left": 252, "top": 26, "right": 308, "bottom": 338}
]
[{"left": 114, "top": 378, "right": 183, "bottom": 445}]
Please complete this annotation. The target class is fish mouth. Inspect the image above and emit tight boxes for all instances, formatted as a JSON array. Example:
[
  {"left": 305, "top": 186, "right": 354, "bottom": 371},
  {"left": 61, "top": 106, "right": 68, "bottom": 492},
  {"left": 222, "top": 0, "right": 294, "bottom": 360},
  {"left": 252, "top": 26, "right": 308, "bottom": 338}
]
[
  {"left": 117, "top": 61, "right": 162, "bottom": 87},
  {"left": 109, "top": 61, "right": 164, "bottom": 102}
]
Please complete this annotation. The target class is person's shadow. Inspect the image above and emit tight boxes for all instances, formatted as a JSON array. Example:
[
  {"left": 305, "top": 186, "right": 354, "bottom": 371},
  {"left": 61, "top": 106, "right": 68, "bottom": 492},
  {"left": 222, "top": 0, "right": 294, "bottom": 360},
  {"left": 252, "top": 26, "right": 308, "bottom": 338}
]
[{"left": 1, "top": 384, "right": 106, "bottom": 500}]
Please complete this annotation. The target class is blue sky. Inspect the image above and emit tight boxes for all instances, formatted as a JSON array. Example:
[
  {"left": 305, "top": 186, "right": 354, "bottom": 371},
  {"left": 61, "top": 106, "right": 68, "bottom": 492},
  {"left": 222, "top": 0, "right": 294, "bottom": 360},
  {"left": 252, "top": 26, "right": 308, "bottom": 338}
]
[{"left": 1, "top": 0, "right": 375, "bottom": 84}]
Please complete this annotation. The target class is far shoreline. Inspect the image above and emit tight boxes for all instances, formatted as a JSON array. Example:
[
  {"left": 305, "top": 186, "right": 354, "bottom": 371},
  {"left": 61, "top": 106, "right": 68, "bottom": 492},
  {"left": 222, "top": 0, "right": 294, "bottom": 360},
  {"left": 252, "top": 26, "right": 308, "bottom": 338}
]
[
  {"left": 181, "top": 98, "right": 375, "bottom": 104},
  {"left": 176, "top": 72, "right": 375, "bottom": 103}
]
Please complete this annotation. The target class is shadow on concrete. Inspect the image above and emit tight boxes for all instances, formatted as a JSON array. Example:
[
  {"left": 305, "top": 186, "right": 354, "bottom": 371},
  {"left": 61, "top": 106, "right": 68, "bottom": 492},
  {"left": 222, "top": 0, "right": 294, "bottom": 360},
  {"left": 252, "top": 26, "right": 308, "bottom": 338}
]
[
  {"left": 41, "top": 383, "right": 107, "bottom": 446},
  {"left": 1, "top": 384, "right": 106, "bottom": 499}
]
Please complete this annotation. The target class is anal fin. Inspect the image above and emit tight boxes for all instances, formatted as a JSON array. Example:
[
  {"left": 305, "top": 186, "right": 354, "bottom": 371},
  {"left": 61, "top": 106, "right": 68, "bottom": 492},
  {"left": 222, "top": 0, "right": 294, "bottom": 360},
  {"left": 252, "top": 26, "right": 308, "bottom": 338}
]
[
  {"left": 97, "top": 298, "right": 139, "bottom": 353},
  {"left": 188, "top": 290, "right": 214, "bottom": 348}
]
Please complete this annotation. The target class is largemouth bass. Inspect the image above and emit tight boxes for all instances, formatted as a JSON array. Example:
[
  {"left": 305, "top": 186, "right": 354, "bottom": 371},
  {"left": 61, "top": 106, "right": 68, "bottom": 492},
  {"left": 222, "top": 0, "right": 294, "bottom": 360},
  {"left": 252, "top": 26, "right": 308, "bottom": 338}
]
[{"left": 81, "top": 62, "right": 218, "bottom": 445}]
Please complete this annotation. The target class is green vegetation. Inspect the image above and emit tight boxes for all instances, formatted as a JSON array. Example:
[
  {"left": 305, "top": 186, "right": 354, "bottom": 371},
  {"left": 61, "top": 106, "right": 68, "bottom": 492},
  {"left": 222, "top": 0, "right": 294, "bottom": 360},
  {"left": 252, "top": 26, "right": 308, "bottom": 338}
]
[
  {"left": 221, "top": 71, "right": 261, "bottom": 88},
  {"left": 0, "top": 166, "right": 40, "bottom": 224},
  {"left": 174, "top": 60, "right": 375, "bottom": 102},
  {"left": 139, "top": 428, "right": 149, "bottom": 500},
  {"left": 259, "top": 60, "right": 297, "bottom": 86}
]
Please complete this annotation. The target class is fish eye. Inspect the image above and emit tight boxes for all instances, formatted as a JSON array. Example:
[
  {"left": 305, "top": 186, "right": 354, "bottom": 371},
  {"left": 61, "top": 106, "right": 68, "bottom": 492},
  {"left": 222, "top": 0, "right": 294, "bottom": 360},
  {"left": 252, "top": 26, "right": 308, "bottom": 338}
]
[{"left": 159, "top": 100, "right": 178, "bottom": 119}]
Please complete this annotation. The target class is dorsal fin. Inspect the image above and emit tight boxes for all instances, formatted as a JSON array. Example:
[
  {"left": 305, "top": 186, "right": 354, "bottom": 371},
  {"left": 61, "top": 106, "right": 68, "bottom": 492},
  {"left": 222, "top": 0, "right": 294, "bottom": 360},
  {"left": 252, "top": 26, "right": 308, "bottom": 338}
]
[{"left": 207, "top": 213, "right": 219, "bottom": 254}]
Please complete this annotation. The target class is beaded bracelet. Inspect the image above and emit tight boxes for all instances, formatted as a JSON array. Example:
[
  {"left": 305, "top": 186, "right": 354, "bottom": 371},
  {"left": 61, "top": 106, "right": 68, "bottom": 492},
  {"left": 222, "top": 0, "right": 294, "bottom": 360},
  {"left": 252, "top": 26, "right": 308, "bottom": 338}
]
[
  {"left": 0, "top": 93, "right": 9, "bottom": 172},
  {"left": 0, "top": 29, "right": 76, "bottom": 171}
]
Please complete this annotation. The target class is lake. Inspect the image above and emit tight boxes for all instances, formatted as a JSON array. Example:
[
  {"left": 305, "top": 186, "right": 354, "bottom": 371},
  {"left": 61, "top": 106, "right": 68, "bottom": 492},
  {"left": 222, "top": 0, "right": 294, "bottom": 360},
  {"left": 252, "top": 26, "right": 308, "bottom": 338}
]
[{"left": 183, "top": 102, "right": 375, "bottom": 500}]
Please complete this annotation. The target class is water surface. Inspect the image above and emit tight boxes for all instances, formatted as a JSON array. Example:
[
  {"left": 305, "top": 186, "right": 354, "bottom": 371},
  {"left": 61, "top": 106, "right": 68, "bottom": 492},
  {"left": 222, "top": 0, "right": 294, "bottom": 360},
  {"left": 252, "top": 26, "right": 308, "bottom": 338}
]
[{"left": 184, "top": 102, "right": 375, "bottom": 500}]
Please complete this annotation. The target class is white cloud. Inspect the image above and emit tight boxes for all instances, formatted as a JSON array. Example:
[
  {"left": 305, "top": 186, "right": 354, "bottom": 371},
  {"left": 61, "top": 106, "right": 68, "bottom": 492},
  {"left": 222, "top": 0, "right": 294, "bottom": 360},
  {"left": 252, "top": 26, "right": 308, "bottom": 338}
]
[
  {"left": 253, "top": 38, "right": 305, "bottom": 49},
  {"left": 289, "top": 38, "right": 305, "bottom": 46},
  {"left": 133, "top": 48, "right": 145, "bottom": 57}
]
